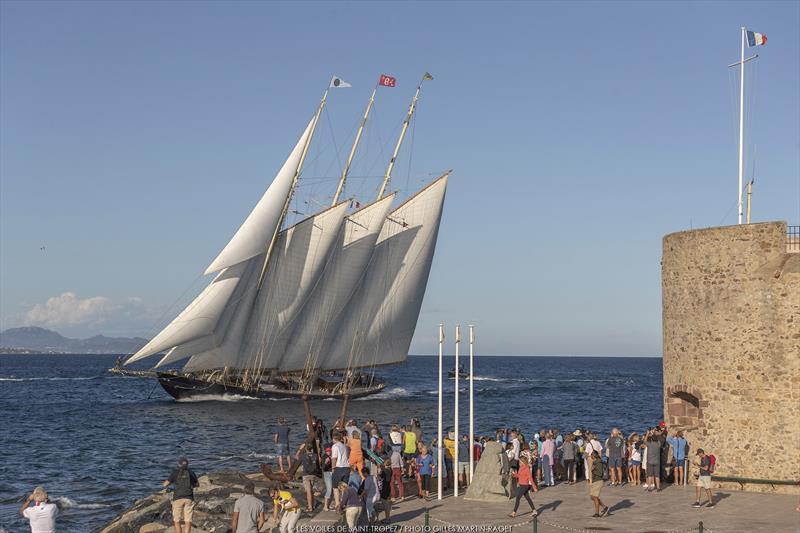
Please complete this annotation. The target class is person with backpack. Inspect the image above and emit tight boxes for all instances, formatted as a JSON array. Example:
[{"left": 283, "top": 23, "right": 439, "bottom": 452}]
[
  {"left": 162, "top": 457, "right": 199, "bottom": 533},
  {"left": 692, "top": 449, "right": 716, "bottom": 509},
  {"left": 299, "top": 439, "right": 322, "bottom": 512}
]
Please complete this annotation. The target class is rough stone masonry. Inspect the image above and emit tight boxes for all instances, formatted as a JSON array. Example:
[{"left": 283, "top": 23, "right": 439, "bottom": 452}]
[{"left": 661, "top": 221, "right": 799, "bottom": 493}]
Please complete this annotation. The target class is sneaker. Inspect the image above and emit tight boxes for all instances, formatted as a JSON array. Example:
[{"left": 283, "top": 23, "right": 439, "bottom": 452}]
[
  {"left": 592, "top": 513, "right": 600, "bottom": 518},
  {"left": 706, "top": 502, "right": 715, "bottom": 509},
  {"left": 692, "top": 501, "right": 702, "bottom": 508},
  {"left": 601, "top": 506, "right": 609, "bottom": 517}
]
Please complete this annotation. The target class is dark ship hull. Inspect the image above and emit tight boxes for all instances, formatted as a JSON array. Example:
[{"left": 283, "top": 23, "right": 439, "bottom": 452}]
[{"left": 110, "top": 367, "right": 386, "bottom": 400}]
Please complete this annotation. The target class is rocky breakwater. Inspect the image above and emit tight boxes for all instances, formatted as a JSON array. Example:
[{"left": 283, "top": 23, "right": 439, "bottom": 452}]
[{"left": 99, "top": 471, "right": 287, "bottom": 533}]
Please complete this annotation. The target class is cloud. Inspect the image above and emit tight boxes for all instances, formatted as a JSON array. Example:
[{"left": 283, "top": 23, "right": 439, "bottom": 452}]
[{"left": 25, "top": 292, "right": 144, "bottom": 329}]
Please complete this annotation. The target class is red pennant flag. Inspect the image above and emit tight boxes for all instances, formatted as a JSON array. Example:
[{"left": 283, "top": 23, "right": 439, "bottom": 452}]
[{"left": 379, "top": 74, "right": 396, "bottom": 87}]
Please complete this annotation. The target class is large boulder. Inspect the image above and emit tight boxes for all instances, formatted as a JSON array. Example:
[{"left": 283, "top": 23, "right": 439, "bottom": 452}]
[{"left": 464, "top": 441, "right": 511, "bottom": 502}]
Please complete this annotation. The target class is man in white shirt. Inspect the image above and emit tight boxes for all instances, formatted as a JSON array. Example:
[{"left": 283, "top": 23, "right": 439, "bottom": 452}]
[
  {"left": 585, "top": 433, "right": 604, "bottom": 483},
  {"left": 19, "top": 486, "right": 58, "bottom": 533},
  {"left": 510, "top": 430, "right": 521, "bottom": 461},
  {"left": 330, "top": 432, "right": 350, "bottom": 510}
]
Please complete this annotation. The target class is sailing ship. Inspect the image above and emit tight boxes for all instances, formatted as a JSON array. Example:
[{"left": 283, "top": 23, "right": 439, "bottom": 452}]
[{"left": 112, "top": 74, "right": 448, "bottom": 401}]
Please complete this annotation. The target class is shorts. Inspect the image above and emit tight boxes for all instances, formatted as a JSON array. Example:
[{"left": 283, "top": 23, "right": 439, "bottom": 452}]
[
  {"left": 171, "top": 498, "right": 194, "bottom": 523},
  {"left": 589, "top": 480, "right": 603, "bottom": 497},
  {"left": 302, "top": 474, "right": 318, "bottom": 491},
  {"left": 332, "top": 466, "right": 350, "bottom": 486},
  {"left": 697, "top": 475, "right": 712, "bottom": 489},
  {"left": 646, "top": 464, "right": 659, "bottom": 477},
  {"left": 630, "top": 460, "right": 641, "bottom": 466},
  {"left": 276, "top": 443, "right": 289, "bottom": 455},
  {"left": 458, "top": 461, "right": 470, "bottom": 474},
  {"left": 403, "top": 452, "right": 416, "bottom": 460},
  {"left": 608, "top": 457, "right": 623, "bottom": 468}
]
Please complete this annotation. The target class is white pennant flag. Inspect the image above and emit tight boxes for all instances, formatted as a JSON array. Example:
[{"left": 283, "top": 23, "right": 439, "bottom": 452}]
[{"left": 330, "top": 76, "right": 352, "bottom": 88}]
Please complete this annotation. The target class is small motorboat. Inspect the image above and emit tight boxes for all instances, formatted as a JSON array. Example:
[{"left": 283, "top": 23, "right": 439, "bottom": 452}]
[{"left": 448, "top": 365, "right": 469, "bottom": 379}]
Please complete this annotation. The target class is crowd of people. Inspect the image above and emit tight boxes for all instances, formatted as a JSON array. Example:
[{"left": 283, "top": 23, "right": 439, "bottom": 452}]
[
  {"left": 18, "top": 417, "right": 725, "bottom": 533},
  {"left": 262, "top": 417, "right": 721, "bottom": 531}
]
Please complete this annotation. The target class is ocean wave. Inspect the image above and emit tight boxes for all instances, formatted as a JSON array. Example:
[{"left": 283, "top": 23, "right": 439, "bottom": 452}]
[
  {"left": 55, "top": 496, "right": 110, "bottom": 510},
  {"left": 212, "top": 451, "right": 274, "bottom": 463},
  {"left": 355, "top": 386, "right": 413, "bottom": 400},
  {"left": 175, "top": 393, "right": 259, "bottom": 403}
]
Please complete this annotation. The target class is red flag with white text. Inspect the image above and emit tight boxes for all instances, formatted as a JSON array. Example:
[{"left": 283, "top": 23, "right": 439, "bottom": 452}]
[{"left": 379, "top": 74, "right": 396, "bottom": 87}]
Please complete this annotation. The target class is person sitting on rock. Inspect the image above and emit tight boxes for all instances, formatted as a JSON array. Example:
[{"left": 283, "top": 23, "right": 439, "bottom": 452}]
[
  {"left": 162, "top": 457, "right": 199, "bottom": 533},
  {"left": 231, "top": 481, "right": 265, "bottom": 533}
]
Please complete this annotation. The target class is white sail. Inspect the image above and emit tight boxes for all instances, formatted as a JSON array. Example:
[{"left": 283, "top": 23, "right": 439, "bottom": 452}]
[
  {"left": 204, "top": 118, "right": 314, "bottom": 275},
  {"left": 276, "top": 194, "right": 396, "bottom": 372},
  {"left": 181, "top": 202, "right": 349, "bottom": 372},
  {"left": 323, "top": 174, "right": 448, "bottom": 371},
  {"left": 125, "top": 260, "right": 250, "bottom": 364},
  {"left": 154, "top": 255, "right": 262, "bottom": 368}
]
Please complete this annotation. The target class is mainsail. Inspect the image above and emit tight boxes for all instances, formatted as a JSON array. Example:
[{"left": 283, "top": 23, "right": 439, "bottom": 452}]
[
  {"left": 323, "top": 173, "right": 449, "bottom": 371},
  {"left": 276, "top": 193, "right": 397, "bottom": 373}
]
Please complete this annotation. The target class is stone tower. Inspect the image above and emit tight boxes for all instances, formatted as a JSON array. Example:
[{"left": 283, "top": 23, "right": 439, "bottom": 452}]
[{"left": 661, "top": 221, "right": 799, "bottom": 493}]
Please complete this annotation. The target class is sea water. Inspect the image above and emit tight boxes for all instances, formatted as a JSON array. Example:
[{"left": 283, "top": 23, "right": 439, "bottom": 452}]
[{"left": 0, "top": 354, "right": 661, "bottom": 531}]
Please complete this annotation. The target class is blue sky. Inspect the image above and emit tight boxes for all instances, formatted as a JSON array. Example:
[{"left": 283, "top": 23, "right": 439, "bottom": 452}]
[{"left": 1, "top": 1, "right": 798, "bottom": 356}]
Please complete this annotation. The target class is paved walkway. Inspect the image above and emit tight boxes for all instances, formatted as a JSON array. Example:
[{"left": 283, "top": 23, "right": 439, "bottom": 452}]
[{"left": 298, "top": 482, "right": 800, "bottom": 533}]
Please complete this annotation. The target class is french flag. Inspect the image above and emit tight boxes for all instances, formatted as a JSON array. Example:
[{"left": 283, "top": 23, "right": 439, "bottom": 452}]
[{"left": 746, "top": 30, "right": 767, "bottom": 47}]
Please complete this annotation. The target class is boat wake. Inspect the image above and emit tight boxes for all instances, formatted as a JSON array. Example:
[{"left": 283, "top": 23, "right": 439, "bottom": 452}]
[
  {"left": 54, "top": 496, "right": 111, "bottom": 510},
  {"left": 175, "top": 393, "right": 260, "bottom": 403}
]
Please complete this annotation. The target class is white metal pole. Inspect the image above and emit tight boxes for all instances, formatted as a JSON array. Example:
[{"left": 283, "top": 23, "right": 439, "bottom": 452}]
[
  {"left": 454, "top": 324, "right": 460, "bottom": 497},
  {"left": 437, "top": 323, "right": 444, "bottom": 500},
  {"left": 469, "top": 324, "right": 475, "bottom": 483},
  {"left": 738, "top": 26, "right": 746, "bottom": 225}
]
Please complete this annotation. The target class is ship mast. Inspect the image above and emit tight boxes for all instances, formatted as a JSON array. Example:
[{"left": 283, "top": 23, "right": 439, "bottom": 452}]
[
  {"left": 376, "top": 73, "right": 432, "bottom": 200},
  {"left": 332, "top": 86, "right": 377, "bottom": 206},
  {"left": 257, "top": 87, "right": 329, "bottom": 289}
]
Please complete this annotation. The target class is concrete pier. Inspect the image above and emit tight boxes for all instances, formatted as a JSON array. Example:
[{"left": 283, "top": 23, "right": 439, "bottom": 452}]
[
  {"left": 101, "top": 470, "right": 799, "bottom": 532},
  {"left": 303, "top": 482, "right": 800, "bottom": 532}
]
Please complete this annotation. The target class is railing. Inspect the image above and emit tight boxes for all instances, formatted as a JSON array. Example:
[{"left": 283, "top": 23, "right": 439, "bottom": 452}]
[{"left": 788, "top": 225, "right": 800, "bottom": 253}]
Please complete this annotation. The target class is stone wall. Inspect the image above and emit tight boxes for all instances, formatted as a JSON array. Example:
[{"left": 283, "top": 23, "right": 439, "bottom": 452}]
[{"left": 661, "top": 221, "right": 799, "bottom": 493}]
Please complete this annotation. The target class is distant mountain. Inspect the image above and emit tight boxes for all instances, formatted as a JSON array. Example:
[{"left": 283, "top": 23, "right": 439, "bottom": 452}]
[{"left": 0, "top": 326, "right": 148, "bottom": 354}]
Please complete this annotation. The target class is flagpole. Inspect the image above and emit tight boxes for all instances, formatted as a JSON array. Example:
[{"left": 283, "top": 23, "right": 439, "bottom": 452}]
[
  {"left": 333, "top": 86, "right": 377, "bottom": 206},
  {"left": 738, "top": 26, "right": 746, "bottom": 225},
  {"left": 454, "top": 323, "right": 460, "bottom": 498},
  {"left": 376, "top": 73, "right": 431, "bottom": 200},
  {"left": 437, "top": 323, "right": 444, "bottom": 501},
  {"left": 468, "top": 324, "right": 474, "bottom": 483}
]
